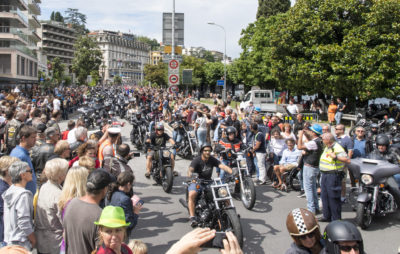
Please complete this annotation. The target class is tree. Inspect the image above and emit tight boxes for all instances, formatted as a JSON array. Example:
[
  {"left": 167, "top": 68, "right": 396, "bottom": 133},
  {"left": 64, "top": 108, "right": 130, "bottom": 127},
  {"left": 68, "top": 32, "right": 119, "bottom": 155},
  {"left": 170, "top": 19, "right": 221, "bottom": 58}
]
[
  {"left": 201, "top": 51, "right": 215, "bottom": 62},
  {"left": 72, "top": 36, "right": 103, "bottom": 85},
  {"left": 50, "top": 57, "right": 65, "bottom": 85},
  {"left": 54, "top": 11, "right": 64, "bottom": 23},
  {"left": 181, "top": 55, "right": 207, "bottom": 89},
  {"left": 64, "top": 8, "right": 88, "bottom": 35},
  {"left": 50, "top": 11, "right": 55, "bottom": 21},
  {"left": 144, "top": 62, "right": 167, "bottom": 87},
  {"left": 136, "top": 36, "right": 160, "bottom": 50},
  {"left": 256, "top": 0, "right": 291, "bottom": 19}
]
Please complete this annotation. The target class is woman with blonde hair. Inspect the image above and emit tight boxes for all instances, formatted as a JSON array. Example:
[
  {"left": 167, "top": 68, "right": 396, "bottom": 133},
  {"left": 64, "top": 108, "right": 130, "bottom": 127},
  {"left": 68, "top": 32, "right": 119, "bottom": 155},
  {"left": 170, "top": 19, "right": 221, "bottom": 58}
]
[
  {"left": 0, "top": 156, "right": 20, "bottom": 247},
  {"left": 58, "top": 166, "right": 89, "bottom": 254},
  {"left": 129, "top": 240, "right": 147, "bottom": 254},
  {"left": 35, "top": 158, "right": 69, "bottom": 254}
]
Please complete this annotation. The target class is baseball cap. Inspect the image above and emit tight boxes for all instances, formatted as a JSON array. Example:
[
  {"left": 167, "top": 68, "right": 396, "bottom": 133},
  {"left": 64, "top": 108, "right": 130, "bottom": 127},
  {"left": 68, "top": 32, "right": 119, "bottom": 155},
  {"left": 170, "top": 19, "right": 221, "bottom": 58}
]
[
  {"left": 309, "top": 124, "right": 323, "bottom": 135},
  {"left": 86, "top": 169, "right": 116, "bottom": 191},
  {"left": 255, "top": 107, "right": 261, "bottom": 112},
  {"left": 108, "top": 127, "right": 121, "bottom": 134}
]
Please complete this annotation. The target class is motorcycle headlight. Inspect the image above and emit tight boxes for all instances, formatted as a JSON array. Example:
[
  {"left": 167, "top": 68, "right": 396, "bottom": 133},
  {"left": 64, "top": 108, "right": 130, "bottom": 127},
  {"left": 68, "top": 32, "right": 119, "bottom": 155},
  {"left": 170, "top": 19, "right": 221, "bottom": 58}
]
[
  {"left": 239, "top": 160, "right": 247, "bottom": 168},
  {"left": 189, "top": 131, "right": 196, "bottom": 138},
  {"left": 361, "top": 174, "right": 373, "bottom": 185},
  {"left": 218, "top": 187, "right": 228, "bottom": 198},
  {"left": 162, "top": 150, "right": 171, "bottom": 158}
]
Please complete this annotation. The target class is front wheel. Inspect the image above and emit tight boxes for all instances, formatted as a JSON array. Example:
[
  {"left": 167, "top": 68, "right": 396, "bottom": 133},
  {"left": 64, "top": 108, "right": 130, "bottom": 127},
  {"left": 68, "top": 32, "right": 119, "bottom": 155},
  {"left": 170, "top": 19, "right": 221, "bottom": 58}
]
[
  {"left": 289, "top": 168, "right": 301, "bottom": 192},
  {"left": 221, "top": 209, "right": 243, "bottom": 247},
  {"left": 162, "top": 166, "right": 174, "bottom": 193},
  {"left": 356, "top": 202, "right": 373, "bottom": 229},
  {"left": 241, "top": 177, "right": 256, "bottom": 210}
]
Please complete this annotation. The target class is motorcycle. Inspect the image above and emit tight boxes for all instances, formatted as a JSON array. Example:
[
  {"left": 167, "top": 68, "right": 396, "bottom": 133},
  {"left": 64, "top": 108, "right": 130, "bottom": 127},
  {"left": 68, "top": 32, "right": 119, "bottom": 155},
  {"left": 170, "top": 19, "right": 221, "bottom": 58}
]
[
  {"left": 217, "top": 147, "right": 256, "bottom": 210},
  {"left": 348, "top": 158, "right": 400, "bottom": 229},
  {"left": 179, "top": 175, "right": 243, "bottom": 247},
  {"left": 175, "top": 122, "right": 198, "bottom": 159},
  {"left": 147, "top": 145, "right": 174, "bottom": 193},
  {"left": 130, "top": 118, "right": 147, "bottom": 151}
]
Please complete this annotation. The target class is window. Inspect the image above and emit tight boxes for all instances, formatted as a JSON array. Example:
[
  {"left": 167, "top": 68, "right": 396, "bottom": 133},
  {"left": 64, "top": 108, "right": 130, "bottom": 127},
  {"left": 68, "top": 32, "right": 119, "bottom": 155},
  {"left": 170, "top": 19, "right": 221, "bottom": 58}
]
[
  {"left": 0, "top": 54, "right": 11, "bottom": 74},
  {"left": 255, "top": 93, "right": 260, "bottom": 98},
  {"left": 17, "top": 55, "right": 20, "bottom": 75},
  {"left": 29, "top": 61, "right": 33, "bottom": 76},
  {"left": 21, "top": 57, "right": 25, "bottom": 76},
  {"left": 244, "top": 93, "right": 251, "bottom": 102}
]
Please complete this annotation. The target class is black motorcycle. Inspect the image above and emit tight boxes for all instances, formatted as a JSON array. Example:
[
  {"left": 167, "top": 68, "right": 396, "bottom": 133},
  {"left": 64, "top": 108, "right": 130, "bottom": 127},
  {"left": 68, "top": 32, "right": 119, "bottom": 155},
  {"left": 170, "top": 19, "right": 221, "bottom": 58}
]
[
  {"left": 130, "top": 118, "right": 147, "bottom": 151},
  {"left": 174, "top": 122, "right": 198, "bottom": 159},
  {"left": 348, "top": 158, "right": 400, "bottom": 229},
  {"left": 218, "top": 147, "right": 256, "bottom": 210},
  {"left": 148, "top": 145, "right": 174, "bottom": 193},
  {"left": 180, "top": 175, "right": 243, "bottom": 247}
]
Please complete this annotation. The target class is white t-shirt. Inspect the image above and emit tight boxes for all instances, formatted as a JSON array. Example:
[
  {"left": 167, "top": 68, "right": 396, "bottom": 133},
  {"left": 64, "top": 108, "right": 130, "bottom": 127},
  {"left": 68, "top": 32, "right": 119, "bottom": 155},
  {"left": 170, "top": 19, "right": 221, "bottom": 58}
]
[
  {"left": 270, "top": 138, "right": 287, "bottom": 156},
  {"left": 195, "top": 117, "right": 207, "bottom": 130},
  {"left": 287, "top": 104, "right": 299, "bottom": 115},
  {"left": 53, "top": 98, "right": 61, "bottom": 111},
  {"left": 67, "top": 128, "right": 77, "bottom": 144}
]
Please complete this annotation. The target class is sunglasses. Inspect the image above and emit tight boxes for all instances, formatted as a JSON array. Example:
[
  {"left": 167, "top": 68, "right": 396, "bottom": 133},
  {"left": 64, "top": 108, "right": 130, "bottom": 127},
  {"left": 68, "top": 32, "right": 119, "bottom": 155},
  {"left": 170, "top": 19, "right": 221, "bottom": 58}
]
[
  {"left": 297, "top": 233, "right": 314, "bottom": 240},
  {"left": 338, "top": 244, "right": 360, "bottom": 252},
  {"left": 203, "top": 149, "right": 212, "bottom": 152},
  {"left": 25, "top": 169, "right": 32, "bottom": 174}
]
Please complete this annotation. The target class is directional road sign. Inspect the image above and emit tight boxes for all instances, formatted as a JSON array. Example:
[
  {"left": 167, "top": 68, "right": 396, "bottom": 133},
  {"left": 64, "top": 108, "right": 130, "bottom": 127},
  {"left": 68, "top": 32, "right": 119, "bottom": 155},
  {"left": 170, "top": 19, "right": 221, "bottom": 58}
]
[{"left": 217, "top": 80, "right": 225, "bottom": 86}]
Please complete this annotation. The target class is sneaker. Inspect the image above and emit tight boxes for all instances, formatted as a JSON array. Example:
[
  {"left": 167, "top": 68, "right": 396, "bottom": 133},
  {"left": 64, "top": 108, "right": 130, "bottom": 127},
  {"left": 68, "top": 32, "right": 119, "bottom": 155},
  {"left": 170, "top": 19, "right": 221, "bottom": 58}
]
[
  {"left": 341, "top": 197, "right": 347, "bottom": 204},
  {"left": 189, "top": 216, "right": 198, "bottom": 227},
  {"left": 257, "top": 181, "right": 267, "bottom": 186},
  {"left": 317, "top": 216, "right": 331, "bottom": 223},
  {"left": 297, "top": 190, "right": 306, "bottom": 198},
  {"left": 145, "top": 172, "right": 150, "bottom": 178}
]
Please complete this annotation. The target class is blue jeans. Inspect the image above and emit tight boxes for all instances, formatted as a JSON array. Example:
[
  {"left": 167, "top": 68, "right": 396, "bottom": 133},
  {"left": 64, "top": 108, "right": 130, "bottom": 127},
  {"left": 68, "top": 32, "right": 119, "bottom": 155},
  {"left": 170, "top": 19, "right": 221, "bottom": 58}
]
[
  {"left": 253, "top": 155, "right": 260, "bottom": 179},
  {"left": 303, "top": 165, "right": 320, "bottom": 213},
  {"left": 220, "top": 159, "right": 230, "bottom": 183},
  {"left": 197, "top": 129, "right": 207, "bottom": 148},
  {"left": 172, "top": 131, "right": 182, "bottom": 156},
  {"left": 335, "top": 112, "right": 343, "bottom": 125},
  {"left": 394, "top": 174, "right": 400, "bottom": 188}
]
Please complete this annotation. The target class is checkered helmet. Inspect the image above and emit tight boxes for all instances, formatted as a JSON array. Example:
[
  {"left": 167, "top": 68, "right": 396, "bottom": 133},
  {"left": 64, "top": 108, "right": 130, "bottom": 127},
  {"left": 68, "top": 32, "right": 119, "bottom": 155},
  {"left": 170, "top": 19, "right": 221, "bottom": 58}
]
[{"left": 286, "top": 208, "right": 321, "bottom": 245}]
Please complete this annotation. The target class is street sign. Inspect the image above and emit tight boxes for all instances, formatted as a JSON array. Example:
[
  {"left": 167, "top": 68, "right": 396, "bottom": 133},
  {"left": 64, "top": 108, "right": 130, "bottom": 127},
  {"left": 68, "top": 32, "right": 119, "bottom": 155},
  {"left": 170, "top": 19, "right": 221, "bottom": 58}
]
[
  {"left": 169, "top": 59, "right": 179, "bottom": 70},
  {"left": 217, "top": 80, "right": 225, "bottom": 86},
  {"left": 163, "top": 55, "right": 182, "bottom": 62},
  {"left": 168, "top": 85, "right": 179, "bottom": 94},
  {"left": 182, "top": 69, "right": 193, "bottom": 84},
  {"left": 40, "top": 77, "right": 44, "bottom": 82},
  {"left": 169, "top": 74, "right": 179, "bottom": 85}
]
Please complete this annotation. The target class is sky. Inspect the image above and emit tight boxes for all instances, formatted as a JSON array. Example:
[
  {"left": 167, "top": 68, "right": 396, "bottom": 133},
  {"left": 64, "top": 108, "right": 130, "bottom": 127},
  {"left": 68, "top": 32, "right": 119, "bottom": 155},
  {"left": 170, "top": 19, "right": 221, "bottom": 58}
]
[{"left": 39, "top": 0, "right": 259, "bottom": 59}]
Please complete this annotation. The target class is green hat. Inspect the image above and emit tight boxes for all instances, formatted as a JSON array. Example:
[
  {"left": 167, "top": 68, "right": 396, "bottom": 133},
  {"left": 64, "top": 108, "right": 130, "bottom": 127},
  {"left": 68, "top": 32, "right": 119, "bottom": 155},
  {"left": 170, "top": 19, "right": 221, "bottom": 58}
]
[{"left": 94, "top": 206, "right": 131, "bottom": 228}]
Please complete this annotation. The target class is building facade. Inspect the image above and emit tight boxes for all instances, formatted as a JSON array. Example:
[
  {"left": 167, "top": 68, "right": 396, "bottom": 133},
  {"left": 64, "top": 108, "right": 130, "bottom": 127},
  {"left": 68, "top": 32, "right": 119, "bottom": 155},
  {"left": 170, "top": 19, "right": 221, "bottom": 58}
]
[
  {"left": 89, "top": 30, "right": 151, "bottom": 85},
  {"left": 0, "top": 0, "right": 41, "bottom": 89},
  {"left": 37, "top": 20, "right": 77, "bottom": 67},
  {"left": 151, "top": 51, "right": 162, "bottom": 65}
]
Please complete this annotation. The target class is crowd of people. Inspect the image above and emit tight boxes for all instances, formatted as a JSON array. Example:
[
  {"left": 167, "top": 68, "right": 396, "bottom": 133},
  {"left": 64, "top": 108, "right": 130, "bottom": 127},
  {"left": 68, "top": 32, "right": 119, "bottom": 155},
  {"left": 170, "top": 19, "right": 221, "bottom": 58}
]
[{"left": 0, "top": 84, "right": 396, "bottom": 253}]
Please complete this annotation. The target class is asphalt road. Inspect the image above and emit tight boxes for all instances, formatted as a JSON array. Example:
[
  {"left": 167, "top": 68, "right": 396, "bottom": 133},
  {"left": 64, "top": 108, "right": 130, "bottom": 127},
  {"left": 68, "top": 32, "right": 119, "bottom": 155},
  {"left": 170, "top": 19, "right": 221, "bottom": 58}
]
[{"left": 59, "top": 115, "right": 400, "bottom": 254}]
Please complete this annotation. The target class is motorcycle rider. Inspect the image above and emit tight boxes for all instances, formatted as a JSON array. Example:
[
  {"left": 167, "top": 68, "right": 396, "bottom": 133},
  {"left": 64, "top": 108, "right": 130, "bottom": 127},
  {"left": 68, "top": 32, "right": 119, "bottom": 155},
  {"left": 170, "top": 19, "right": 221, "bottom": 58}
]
[
  {"left": 285, "top": 208, "right": 324, "bottom": 254},
  {"left": 322, "top": 220, "right": 364, "bottom": 254},
  {"left": 218, "top": 126, "right": 243, "bottom": 182},
  {"left": 145, "top": 123, "right": 177, "bottom": 178},
  {"left": 130, "top": 111, "right": 146, "bottom": 144},
  {"left": 367, "top": 123, "right": 379, "bottom": 149},
  {"left": 368, "top": 134, "right": 400, "bottom": 189},
  {"left": 187, "top": 143, "right": 234, "bottom": 227}
]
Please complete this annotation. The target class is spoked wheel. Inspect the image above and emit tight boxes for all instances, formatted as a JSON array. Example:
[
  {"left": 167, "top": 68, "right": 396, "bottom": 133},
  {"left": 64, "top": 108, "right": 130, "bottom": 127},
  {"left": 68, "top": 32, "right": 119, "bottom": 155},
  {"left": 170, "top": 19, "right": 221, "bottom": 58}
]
[
  {"left": 289, "top": 168, "right": 301, "bottom": 192},
  {"left": 356, "top": 202, "right": 373, "bottom": 229},
  {"left": 220, "top": 209, "right": 243, "bottom": 247},
  {"left": 241, "top": 177, "right": 256, "bottom": 210},
  {"left": 162, "top": 166, "right": 174, "bottom": 193}
]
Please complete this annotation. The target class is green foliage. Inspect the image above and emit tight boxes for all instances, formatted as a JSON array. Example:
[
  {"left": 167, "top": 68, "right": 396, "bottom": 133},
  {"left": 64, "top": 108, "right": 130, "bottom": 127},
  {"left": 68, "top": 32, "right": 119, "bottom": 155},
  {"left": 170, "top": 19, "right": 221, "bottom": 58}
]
[
  {"left": 64, "top": 8, "right": 88, "bottom": 35},
  {"left": 72, "top": 36, "right": 103, "bottom": 86},
  {"left": 201, "top": 51, "right": 216, "bottom": 62},
  {"left": 50, "top": 11, "right": 55, "bottom": 21},
  {"left": 239, "top": 0, "right": 400, "bottom": 100},
  {"left": 181, "top": 55, "right": 207, "bottom": 87},
  {"left": 204, "top": 62, "right": 224, "bottom": 87},
  {"left": 137, "top": 36, "right": 160, "bottom": 50},
  {"left": 144, "top": 62, "right": 167, "bottom": 87},
  {"left": 50, "top": 57, "right": 65, "bottom": 85},
  {"left": 54, "top": 12, "right": 64, "bottom": 22},
  {"left": 256, "top": 0, "right": 291, "bottom": 19}
]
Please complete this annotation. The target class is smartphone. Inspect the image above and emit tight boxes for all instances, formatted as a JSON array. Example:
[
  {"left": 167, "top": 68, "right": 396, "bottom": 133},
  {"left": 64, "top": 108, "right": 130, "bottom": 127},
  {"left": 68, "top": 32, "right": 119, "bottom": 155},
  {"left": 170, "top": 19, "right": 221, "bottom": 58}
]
[
  {"left": 131, "top": 195, "right": 144, "bottom": 207},
  {"left": 200, "top": 231, "right": 226, "bottom": 248}
]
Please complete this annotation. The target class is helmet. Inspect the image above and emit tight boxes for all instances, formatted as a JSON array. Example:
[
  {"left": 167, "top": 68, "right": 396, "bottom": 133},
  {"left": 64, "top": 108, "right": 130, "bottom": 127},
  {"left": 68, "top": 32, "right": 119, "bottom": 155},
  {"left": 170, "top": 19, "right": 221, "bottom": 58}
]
[
  {"left": 324, "top": 220, "right": 364, "bottom": 254},
  {"left": 135, "top": 111, "right": 142, "bottom": 116},
  {"left": 200, "top": 143, "right": 213, "bottom": 153},
  {"left": 286, "top": 208, "right": 321, "bottom": 246},
  {"left": 225, "top": 126, "right": 236, "bottom": 135},
  {"left": 309, "top": 124, "right": 323, "bottom": 135},
  {"left": 108, "top": 111, "right": 114, "bottom": 115},
  {"left": 219, "top": 112, "right": 226, "bottom": 118},
  {"left": 155, "top": 123, "right": 164, "bottom": 130},
  {"left": 388, "top": 118, "right": 395, "bottom": 125},
  {"left": 371, "top": 123, "right": 379, "bottom": 129},
  {"left": 392, "top": 136, "right": 400, "bottom": 144},
  {"left": 376, "top": 134, "right": 390, "bottom": 146}
]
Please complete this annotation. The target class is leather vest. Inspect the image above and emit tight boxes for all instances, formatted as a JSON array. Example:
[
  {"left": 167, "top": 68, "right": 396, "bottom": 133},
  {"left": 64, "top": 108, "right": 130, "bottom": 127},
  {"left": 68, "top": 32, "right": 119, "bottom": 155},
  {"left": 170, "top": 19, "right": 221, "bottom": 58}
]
[{"left": 303, "top": 137, "right": 323, "bottom": 167}]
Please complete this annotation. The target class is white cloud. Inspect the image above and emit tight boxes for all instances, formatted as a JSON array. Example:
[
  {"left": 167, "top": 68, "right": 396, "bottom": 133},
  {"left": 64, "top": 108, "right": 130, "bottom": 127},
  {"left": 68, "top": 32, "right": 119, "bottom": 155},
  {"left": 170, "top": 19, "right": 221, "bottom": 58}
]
[{"left": 39, "top": 0, "right": 258, "bottom": 58}]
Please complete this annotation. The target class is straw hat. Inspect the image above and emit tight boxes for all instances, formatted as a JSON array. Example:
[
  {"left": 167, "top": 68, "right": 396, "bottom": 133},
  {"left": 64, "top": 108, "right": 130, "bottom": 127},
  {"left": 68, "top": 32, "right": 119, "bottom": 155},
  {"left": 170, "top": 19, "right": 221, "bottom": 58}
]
[{"left": 94, "top": 206, "right": 131, "bottom": 228}]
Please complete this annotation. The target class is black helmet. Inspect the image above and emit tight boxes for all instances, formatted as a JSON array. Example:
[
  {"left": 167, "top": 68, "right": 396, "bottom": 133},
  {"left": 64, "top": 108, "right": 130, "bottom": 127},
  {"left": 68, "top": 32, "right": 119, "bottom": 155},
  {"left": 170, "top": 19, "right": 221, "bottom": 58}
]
[
  {"left": 225, "top": 126, "right": 236, "bottom": 135},
  {"left": 200, "top": 143, "right": 213, "bottom": 153},
  {"left": 135, "top": 111, "right": 142, "bottom": 116},
  {"left": 376, "top": 134, "right": 390, "bottom": 146},
  {"left": 324, "top": 221, "right": 364, "bottom": 254},
  {"left": 393, "top": 136, "right": 400, "bottom": 144}
]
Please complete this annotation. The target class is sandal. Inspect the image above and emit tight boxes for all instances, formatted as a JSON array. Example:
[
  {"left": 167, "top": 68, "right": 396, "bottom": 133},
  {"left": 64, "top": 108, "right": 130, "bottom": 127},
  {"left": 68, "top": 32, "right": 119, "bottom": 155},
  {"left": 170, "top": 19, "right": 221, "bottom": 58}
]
[
  {"left": 280, "top": 184, "right": 288, "bottom": 192},
  {"left": 173, "top": 171, "right": 178, "bottom": 177},
  {"left": 145, "top": 172, "right": 150, "bottom": 178},
  {"left": 273, "top": 183, "right": 282, "bottom": 189}
]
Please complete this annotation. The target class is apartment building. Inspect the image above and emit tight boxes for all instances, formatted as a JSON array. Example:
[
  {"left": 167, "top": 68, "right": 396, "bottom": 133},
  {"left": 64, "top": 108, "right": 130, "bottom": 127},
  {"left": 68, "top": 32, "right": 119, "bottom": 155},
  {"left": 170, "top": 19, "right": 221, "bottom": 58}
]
[
  {"left": 0, "top": 0, "right": 41, "bottom": 89},
  {"left": 151, "top": 51, "right": 162, "bottom": 65},
  {"left": 89, "top": 30, "right": 151, "bottom": 85},
  {"left": 37, "top": 20, "right": 77, "bottom": 67}
]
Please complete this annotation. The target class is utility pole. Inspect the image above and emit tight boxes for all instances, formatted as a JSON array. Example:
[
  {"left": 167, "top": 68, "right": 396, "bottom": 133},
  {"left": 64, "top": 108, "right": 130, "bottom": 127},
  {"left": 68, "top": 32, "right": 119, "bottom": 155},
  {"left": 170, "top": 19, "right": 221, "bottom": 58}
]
[{"left": 171, "top": 0, "right": 175, "bottom": 59}]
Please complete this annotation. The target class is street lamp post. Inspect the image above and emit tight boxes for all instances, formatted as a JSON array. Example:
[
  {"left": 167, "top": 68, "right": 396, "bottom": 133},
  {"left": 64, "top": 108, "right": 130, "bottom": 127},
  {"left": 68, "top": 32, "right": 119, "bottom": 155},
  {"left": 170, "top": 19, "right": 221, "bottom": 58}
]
[{"left": 207, "top": 22, "right": 227, "bottom": 101}]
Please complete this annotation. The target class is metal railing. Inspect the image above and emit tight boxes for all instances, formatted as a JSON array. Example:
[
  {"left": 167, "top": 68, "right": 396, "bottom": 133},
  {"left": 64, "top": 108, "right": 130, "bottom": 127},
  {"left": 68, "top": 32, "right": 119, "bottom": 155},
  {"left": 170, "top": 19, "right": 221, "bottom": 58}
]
[
  {"left": 28, "top": 0, "right": 40, "bottom": 14},
  {"left": 282, "top": 113, "right": 319, "bottom": 123},
  {"left": 0, "top": 5, "right": 29, "bottom": 25},
  {"left": 0, "top": 26, "right": 29, "bottom": 43}
]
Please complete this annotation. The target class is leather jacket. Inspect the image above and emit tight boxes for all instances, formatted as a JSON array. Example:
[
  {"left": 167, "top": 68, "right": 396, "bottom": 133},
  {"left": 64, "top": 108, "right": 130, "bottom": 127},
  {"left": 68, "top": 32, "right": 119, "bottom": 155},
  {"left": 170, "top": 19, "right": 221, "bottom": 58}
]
[{"left": 31, "top": 143, "right": 55, "bottom": 174}]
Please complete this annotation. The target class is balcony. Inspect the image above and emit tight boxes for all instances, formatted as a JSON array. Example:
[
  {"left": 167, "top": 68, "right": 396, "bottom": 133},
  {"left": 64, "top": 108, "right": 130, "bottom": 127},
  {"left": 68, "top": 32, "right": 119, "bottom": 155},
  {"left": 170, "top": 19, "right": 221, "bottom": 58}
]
[
  {"left": 0, "top": 26, "right": 29, "bottom": 45},
  {"left": 43, "top": 43, "right": 74, "bottom": 53},
  {"left": 27, "top": 29, "right": 40, "bottom": 42},
  {"left": 28, "top": 14, "right": 40, "bottom": 28},
  {"left": 44, "top": 36, "right": 75, "bottom": 46},
  {"left": 0, "top": 5, "right": 29, "bottom": 27},
  {"left": 28, "top": 0, "right": 40, "bottom": 15},
  {"left": 43, "top": 28, "right": 77, "bottom": 40}
]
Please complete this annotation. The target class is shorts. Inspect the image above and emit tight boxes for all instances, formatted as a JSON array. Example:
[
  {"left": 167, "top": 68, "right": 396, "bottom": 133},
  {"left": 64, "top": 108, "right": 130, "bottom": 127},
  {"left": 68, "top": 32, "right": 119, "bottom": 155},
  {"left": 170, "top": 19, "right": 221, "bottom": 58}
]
[
  {"left": 188, "top": 183, "right": 205, "bottom": 193},
  {"left": 282, "top": 163, "right": 298, "bottom": 171},
  {"left": 163, "top": 108, "right": 169, "bottom": 116},
  {"left": 147, "top": 150, "right": 155, "bottom": 157},
  {"left": 342, "top": 166, "right": 348, "bottom": 183}
]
